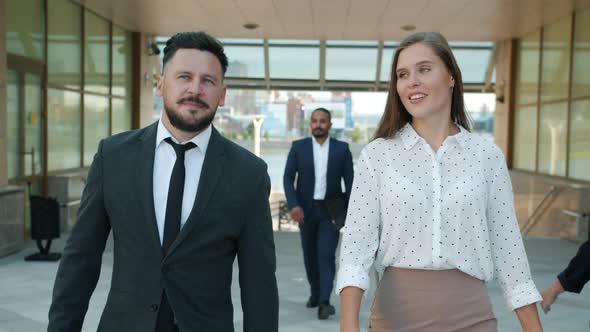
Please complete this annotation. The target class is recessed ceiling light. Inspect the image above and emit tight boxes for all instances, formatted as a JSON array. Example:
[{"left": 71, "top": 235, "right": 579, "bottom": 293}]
[
  {"left": 401, "top": 24, "right": 416, "bottom": 31},
  {"left": 243, "top": 23, "right": 259, "bottom": 30}
]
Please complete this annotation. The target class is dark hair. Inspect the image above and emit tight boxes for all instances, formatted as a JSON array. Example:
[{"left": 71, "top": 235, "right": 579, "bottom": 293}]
[
  {"left": 311, "top": 108, "right": 331, "bottom": 122},
  {"left": 162, "top": 31, "right": 228, "bottom": 76},
  {"left": 374, "top": 32, "right": 471, "bottom": 140}
]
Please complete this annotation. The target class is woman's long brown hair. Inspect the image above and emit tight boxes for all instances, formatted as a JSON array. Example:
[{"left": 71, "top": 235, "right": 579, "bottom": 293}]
[{"left": 374, "top": 32, "right": 472, "bottom": 140}]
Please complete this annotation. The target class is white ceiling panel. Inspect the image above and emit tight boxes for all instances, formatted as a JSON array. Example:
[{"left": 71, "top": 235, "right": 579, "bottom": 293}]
[{"left": 74, "top": 0, "right": 590, "bottom": 41}]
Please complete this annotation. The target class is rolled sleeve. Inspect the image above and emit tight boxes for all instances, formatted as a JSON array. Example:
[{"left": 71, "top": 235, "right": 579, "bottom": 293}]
[
  {"left": 336, "top": 150, "right": 381, "bottom": 295},
  {"left": 486, "top": 148, "right": 541, "bottom": 310}
]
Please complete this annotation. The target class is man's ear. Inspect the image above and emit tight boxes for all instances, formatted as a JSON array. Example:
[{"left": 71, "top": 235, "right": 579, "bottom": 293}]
[
  {"left": 218, "top": 85, "right": 227, "bottom": 106},
  {"left": 156, "top": 73, "right": 164, "bottom": 97}
]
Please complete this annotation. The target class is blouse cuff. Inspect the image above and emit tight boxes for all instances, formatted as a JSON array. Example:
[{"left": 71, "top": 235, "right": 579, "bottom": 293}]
[
  {"left": 504, "top": 281, "right": 542, "bottom": 311},
  {"left": 335, "top": 264, "right": 371, "bottom": 295}
]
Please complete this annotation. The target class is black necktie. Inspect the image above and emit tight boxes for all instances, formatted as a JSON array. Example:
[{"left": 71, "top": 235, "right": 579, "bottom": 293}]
[
  {"left": 156, "top": 137, "right": 196, "bottom": 332},
  {"left": 162, "top": 137, "right": 197, "bottom": 254}
]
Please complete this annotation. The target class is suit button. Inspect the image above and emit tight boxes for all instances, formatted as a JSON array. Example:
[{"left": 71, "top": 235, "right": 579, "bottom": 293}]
[{"left": 149, "top": 304, "right": 159, "bottom": 312}]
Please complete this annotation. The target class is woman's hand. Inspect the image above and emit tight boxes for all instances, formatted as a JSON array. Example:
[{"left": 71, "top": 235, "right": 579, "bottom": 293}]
[
  {"left": 514, "top": 303, "right": 544, "bottom": 332},
  {"left": 340, "top": 287, "right": 364, "bottom": 332}
]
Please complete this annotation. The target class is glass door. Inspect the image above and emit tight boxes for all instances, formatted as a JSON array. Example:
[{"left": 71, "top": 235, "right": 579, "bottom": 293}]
[{"left": 6, "top": 58, "right": 45, "bottom": 195}]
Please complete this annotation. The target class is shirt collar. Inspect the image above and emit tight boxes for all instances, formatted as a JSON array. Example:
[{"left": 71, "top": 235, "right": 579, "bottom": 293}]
[
  {"left": 312, "top": 136, "right": 330, "bottom": 148},
  {"left": 156, "top": 119, "right": 212, "bottom": 155},
  {"left": 398, "top": 123, "right": 468, "bottom": 150}
]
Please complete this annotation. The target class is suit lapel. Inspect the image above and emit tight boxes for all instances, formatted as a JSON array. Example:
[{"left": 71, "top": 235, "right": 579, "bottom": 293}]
[
  {"left": 135, "top": 122, "right": 164, "bottom": 259},
  {"left": 306, "top": 138, "right": 315, "bottom": 184},
  {"left": 326, "top": 138, "right": 336, "bottom": 193},
  {"left": 167, "top": 127, "right": 226, "bottom": 256}
]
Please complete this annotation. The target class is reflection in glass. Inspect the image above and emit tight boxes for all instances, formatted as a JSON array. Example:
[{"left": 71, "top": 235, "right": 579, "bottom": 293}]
[
  {"left": 48, "top": 0, "right": 82, "bottom": 89},
  {"left": 112, "top": 25, "right": 133, "bottom": 97},
  {"left": 224, "top": 46, "right": 265, "bottom": 78},
  {"left": 85, "top": 10, "right": 111, "bottom": 94},
  {"left": 326, "top": 47, "right": 378, "bottom": 81},
  {"left": 571, "top": 8, "right": 590, "bottom": 99},
  {"left": 24, "top": 74, "right": 43, "bottom": 176},
  {"left": 112, "top": 98, "right": 132, "bottom": 134},
  {"left": 538, "top": 103, "right": 567, "bottom": 176},
  {"left": 540, "top": 16, "right": 572, "bottom": 102},
  {"left": 48, "top": 89, "right": 81, "bottom": 171},
  {"left": 516, "top": 31, "right": 541, "bottom": 105},
  {"left": 380, "top": 48, "right": 395, "bottom": 82},
  {"left": 452, "top": 49, "right": 492, "bottom": 83},
  {"left": 269, "top": 47, "right": 319, "bottom": 79},
  {"left": 568, "top": 100, "right": 590, "bottom": 180},
  {"left": 84, "top": 95, "right": 110, "bottom": 166},
  {"left": 7, "top": 71, "right": 20, "bottom": 179},
  {"left": 513, "top": 106, "right": 538, "bottom": 171},
  {"left": 6, "top": 0, "right": 45, "bottom": 59}
]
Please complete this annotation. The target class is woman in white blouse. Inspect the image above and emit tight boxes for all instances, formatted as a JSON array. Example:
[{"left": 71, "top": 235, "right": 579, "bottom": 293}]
[{"left": 337, "top": 32, "right": 543, "bottom": 332}]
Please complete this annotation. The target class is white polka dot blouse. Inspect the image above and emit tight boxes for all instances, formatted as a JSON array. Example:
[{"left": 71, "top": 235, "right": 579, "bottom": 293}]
[{"left": 336, "top": 123, "right": 542, "bottom": 311}]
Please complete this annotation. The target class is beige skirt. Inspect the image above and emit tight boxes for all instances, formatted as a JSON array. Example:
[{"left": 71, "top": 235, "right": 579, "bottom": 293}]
[{"left": 369, "top": 268, "right": 497, "bottom": 332}]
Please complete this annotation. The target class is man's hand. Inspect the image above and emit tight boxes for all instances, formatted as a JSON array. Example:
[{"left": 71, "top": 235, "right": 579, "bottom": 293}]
[
  {"left": 290, "top": 207, "right": 304, "bottom": 224},
  {"left": 540, "top": 279, "right": 565, "bottom": 314}
]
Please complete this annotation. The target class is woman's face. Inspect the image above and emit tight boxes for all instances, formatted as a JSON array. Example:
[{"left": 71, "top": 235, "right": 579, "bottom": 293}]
[{"left": 395, "top": 42, "right": 454, "bottom": 121}]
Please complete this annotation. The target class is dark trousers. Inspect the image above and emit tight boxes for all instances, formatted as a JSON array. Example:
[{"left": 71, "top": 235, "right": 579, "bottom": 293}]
[{"left": 299, "top": 203, "right": 339, "bottom": 303}]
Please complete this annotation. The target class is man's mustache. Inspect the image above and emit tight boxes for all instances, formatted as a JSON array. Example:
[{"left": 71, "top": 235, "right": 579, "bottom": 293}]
[{"left": 177, "top": 96, "right": 209, "bottom": 109}]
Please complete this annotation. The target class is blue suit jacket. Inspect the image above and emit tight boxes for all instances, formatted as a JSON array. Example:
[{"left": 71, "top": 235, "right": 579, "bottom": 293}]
[{"left": 283, "top": 137, "right": 354, "bottom": 217}]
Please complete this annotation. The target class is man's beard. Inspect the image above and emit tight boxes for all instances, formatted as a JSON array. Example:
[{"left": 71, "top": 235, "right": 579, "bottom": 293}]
[
  {"left": 164, "top": 97, "right": 217, "bottom": 133},
  {"left": 312, "top": 128, "right": 328, "bottom": 139}
]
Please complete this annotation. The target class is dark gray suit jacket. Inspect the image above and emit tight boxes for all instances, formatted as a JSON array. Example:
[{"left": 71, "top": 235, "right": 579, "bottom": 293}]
[{"left": 48, "top": 122, "right": 278, "bottom": 332}]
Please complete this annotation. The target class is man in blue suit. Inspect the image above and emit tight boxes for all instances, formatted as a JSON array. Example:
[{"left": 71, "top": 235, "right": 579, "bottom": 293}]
[{"left": 283, "top": 108, "right": 354, "bottom": 320}]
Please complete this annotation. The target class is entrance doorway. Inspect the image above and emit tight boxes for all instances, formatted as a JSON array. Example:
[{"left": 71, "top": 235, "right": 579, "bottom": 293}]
[{"left": 6, "top": 54, "right": 45, "bottom": 195}]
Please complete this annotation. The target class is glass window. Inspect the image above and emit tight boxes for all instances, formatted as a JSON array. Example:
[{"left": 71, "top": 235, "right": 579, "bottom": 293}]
[
  {"left": 112, "top": 98, "right": 132, "bottom": 134},
  {"left": 6, "top": 0, "right": 44, "bottom": 59},
  {"left": 112, "top": 25, "right": 132, "bottom": 97},
  {"left": 453, "top": 49, "right": 493, "bottom": 83},
  {"left": 48, "top": 89, "right": 81, "bottom": 171},
  {"left": 268, "top": 39, "right": 319, "bottom": 46},
  {"left": 85, "top": 10, "right": 111, "bottom": 94},
  {"left": 515, "top": 31, "right": 541, "bottom": 105},
  {"left": 571, "top": 8, "right": 590, "bottom": 99},
  {"left": 538, "top": 102, "right": 568, "bottom": 176},
  {"left": 540, "top": 16, "right": 572, "bottom": 102},
  {"left": 512, "top": 105, "right": 538, "bottom": 171},
  {"left": 380, "top": 47, "right": 395, "bottom": 82},
  {"left": 568, "top": 100, "right": 590, "bottom": 180},
  {"left": 84, "top": 95, "right": 110, "bottom": 166},
  {"left": 7, "top": 70, "right": 20, "bottom": 179},
  {"left": 24, "top": 73, "right": 43, "bottom": 176},
  {"left": 326, "top": 40, "right": 378, "bottom": 47},
  {"left": 268, "top": 46, "right": 319, "bottom": 80},
  {"left": 326, "top": 47, "right": 378, "bottom": 81},
  {"left": 48, "top": 0, "right": 82, "bottom": 89},
  {"left": 224, "top": 46, "right": 265, "bottom": 78}
]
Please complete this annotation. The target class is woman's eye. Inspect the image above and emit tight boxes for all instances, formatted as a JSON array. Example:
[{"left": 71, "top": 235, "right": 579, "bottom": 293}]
[
  {"left": 419, "top": 67, "right": 431, "bottom": 73},
  {"left": 398, "top": 72, "right": 408, "bottom": 79}
]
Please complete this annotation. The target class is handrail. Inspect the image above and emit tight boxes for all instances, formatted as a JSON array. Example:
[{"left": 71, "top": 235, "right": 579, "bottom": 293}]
[{"left": 521, "top": 185, "right": 561, "bottom": 235}]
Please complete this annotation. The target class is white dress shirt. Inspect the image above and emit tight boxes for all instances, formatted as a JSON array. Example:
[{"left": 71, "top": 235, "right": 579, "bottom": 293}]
[
  {"left": 336, "top": 123, "right": 542, "bottom": 310},
  {"left": 312, "top": 137, "right": 330, "bottom": 200},
  {"left": 153, "top": 120, "right": 211, "bottom": 245}
]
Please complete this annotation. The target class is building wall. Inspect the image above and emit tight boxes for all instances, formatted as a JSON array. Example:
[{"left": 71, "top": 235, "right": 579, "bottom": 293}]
[
  {"left": 0, "top": 0, "right": 7, "bottom": 186},
  {"left": 138, "top": 34, "right": 156, "bottom": 128},
  {"left": 493, "top": 39, "right": 514, "bottom": 159}
]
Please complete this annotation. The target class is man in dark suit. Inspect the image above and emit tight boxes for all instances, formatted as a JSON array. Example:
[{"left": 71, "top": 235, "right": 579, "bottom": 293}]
[
  {"left": 48, "top": 31, "right": 278, "bottom": 332},
  {"left": 283, "top": 108, "right": 354, "bottom": 320}
]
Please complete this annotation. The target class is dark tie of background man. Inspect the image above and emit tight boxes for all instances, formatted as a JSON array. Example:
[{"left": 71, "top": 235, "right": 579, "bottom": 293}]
[{"left": 156, "top": 137, "right": 197, "bottom": 332}]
